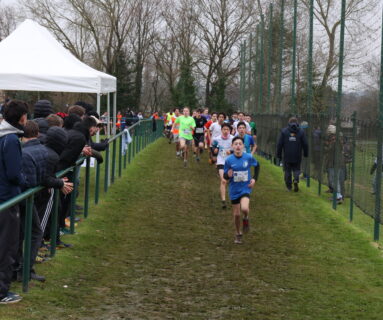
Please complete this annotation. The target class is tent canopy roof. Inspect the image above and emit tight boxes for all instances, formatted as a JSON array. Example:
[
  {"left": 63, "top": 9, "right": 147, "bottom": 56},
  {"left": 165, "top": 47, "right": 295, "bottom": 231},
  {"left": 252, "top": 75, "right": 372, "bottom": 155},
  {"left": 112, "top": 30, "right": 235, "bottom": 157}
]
[{"left": 0, "top": 19, "right": 116, "bottom": 94}]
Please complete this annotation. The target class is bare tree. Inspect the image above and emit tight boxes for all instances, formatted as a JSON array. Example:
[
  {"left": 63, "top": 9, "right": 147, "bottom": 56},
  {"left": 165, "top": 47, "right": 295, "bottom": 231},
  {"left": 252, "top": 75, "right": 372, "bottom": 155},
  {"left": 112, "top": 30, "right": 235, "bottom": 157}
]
[
  {"left": 0, "top": 2, "right": 17, "bottom": 41},
  {"left": 21, "top": 0, "right": 135, "bottom": 74},
  {"left": 192, "top": 0, "right": 257, "bottom": 107}
]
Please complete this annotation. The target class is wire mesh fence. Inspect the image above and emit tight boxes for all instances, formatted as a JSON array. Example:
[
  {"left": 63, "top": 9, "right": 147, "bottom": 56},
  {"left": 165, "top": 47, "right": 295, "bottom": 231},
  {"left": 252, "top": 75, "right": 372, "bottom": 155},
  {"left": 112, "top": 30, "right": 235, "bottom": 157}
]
[{"left": 239, "top": 0, "right": 383, "bottom": 240}]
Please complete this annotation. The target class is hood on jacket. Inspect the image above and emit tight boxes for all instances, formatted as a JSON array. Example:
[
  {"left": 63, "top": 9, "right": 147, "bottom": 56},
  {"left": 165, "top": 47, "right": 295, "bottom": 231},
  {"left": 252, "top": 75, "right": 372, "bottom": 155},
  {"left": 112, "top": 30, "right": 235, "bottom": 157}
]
[
  {"left": 64, "top": 113, "right": 81, "bottom": 130},
  {"left": 73, "top": 121, "right": 90, "bottom": 141},
  {"left": 46, "top": 127, "right": 68, "bottom": 155},
  {"left": 0, "top": 119, "right": 23, "bottom": 138},
  {"left": 288, "top": 122, "right": 299, "bottom": 134},
  {"left": 33, "top": 117, "right": 49, "bottom": 134}
]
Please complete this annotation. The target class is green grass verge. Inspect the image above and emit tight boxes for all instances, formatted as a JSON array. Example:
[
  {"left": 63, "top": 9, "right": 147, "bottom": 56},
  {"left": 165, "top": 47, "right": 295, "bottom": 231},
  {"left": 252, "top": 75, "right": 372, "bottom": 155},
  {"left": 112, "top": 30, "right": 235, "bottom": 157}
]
[{"left": 1, "top": 139, "right": 383, "bottom": 319}]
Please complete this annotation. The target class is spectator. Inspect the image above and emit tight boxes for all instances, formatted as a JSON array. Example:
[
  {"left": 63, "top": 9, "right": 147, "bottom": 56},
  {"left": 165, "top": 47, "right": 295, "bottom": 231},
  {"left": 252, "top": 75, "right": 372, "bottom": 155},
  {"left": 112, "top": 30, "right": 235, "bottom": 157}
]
[
  {"left": 324, "top": 130, "right": 346, "bottom": 204},
  {"left": 40, "top": 127, "right": 72, "bottom": 244},
  {"left": 67, "top": 105, "right": 86, "bottom": 119},
  {"left": 277, "top": 117, "right": 309, "bottom": 192},
  {"left": 33, "top": 100, "right": 54, "bottom": 144},
  {"left": 74, "top": 101, "right": 93, "bottom": 115},
  {"left": 46, "top": 114, "right": 64, "bottom": 128},
  {"left": 18, "top": 121, "right": 48, "bottom": 282},
  {"left": 0, "top": 99, "right": 28, "bottom": 304}
]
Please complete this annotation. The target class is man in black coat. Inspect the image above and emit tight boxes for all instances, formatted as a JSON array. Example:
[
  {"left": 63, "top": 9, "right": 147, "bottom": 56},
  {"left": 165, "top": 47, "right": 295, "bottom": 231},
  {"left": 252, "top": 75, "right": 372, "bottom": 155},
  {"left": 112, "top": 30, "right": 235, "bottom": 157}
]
[
  {"left": 57, "top": 117, "right": 97, "bottom": 246},
  {"left": 39, "top": 127, "right": 73, "bottom": 240},
  {"left": 277, "top": 117, "right": 309, "bottom": 192},
  {"left": 19, "top": 121, "right": 49, "bottom": 282}
]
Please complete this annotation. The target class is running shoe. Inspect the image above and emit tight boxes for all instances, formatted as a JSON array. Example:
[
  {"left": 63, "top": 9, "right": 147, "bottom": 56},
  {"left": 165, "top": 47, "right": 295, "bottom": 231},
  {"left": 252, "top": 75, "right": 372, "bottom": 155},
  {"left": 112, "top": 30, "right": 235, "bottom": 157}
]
[
  {"left": 196, "top": 157, "right": 200, "bottom": 162},
  {"left": 243, "top": 218, "right": 250, "bottom": 233},
  {"left": 0, "top": 292, "right": 22, "bottom": 304},
  {"left": 183, "top": 160, "right": 188, "bottom": 168},
  {"left": 234, "top": 234, "right": 243, "bottom": 244},
  {"left": 222, "top": 201, "right": 227, "bottom": 209},
  {"left": 293, "top": 181, "right": 299, "bottom": 192},
  {"left": 56, "top": 241, "right": 73, "bottom": 249}
]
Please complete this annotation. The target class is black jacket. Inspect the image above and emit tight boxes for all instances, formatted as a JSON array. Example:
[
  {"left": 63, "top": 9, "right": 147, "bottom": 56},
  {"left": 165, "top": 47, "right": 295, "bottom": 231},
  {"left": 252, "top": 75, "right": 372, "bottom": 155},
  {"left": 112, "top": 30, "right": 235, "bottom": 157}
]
[
  {"left": 58, "top": 122, "right": 88, "bottom": 171},
  {"left": 44, "top": 127, "right": 68, "bottom": 188},
  {"left": 21, "top": 139, "right": 48, "bottom": 190},
  {"left": 277, "top": 123, "right": 308, "bottom": 164}
]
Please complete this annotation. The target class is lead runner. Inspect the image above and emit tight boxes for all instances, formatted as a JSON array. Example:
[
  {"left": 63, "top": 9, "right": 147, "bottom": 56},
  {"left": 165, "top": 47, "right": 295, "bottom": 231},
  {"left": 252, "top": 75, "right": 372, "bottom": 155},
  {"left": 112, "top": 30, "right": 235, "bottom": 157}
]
[{"left": 224, "top": 136, "right": 260, "bottom": 244}]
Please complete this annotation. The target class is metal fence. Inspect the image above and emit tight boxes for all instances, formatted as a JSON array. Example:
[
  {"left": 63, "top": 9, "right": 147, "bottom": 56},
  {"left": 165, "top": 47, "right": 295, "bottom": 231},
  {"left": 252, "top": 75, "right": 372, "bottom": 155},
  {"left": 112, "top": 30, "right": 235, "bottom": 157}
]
[
  {"left": 239, "top": 0, "right": 383, "bottom": 241},
  {"left": 0, "top": 119, "right": 163, "bottom": 292}
]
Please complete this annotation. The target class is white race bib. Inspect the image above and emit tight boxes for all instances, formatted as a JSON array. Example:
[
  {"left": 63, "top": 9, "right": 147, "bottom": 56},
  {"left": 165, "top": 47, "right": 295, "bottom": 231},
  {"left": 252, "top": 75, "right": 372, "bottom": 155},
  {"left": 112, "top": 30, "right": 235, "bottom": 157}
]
[
  {"left": 183, "top": 129, "right": 191, "bottom": 135},
  {"left": 195, "top": 127, "right": 204, "bottom": 134},
  {"left": 233, "top": 171, "right": 248, "bottom": 182}
]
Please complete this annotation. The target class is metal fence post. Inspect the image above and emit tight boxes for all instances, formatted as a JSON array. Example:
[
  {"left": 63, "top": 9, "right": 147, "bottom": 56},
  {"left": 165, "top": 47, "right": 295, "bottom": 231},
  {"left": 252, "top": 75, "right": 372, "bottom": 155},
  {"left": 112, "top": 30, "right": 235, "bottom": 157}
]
[
  {"left": 104, "top": 144, "right": 110, "bottom": 193},
  {"left": 349, "top": 112, "right": 357, "bottom": 222},
  {"left": 119, "top": 135, "right": 123, "bottom": 177},
  {"left": 247, "top": 34, "right": 253, "bottom": 113},
  {"left": 22, "top": 195, "right": 34, "bottom": 292},
  {"left": 50, "top": 189, "right": 60, "bottom": 257},
  {"left": 277, "top": 0, "right": 285, "bottom": 114},
  {"left": 267, "top": 4, "right": 273, "bottom": 113},
  {"left": 112, "top": 139, "right": 116, "bottom": 183},
  {"left": 332, "top": 0, "right": 346, "bottom": 211},
  {"left": 258, "top": 17, "right": 265, "bottom": 113},
  {"left": 240, "top": 43, "right": 245, "bottom": 110},
  {"left": 70, "top": 165, "right": 80, "bottom": 234},
  {"left": 291, "top": 0, "right": 298, "bottom": 115},
  {"left": 306, "top": 0, "right": 314, "bottom": 188},
  {"left": 374, "top": 6, "right": 383, "bottom": 241},
  {"left": 84, "top": 157, "right": 90, "bottom": 218},
  {"left": 95, "top": 161, "right": 100, "bottom": 204}
]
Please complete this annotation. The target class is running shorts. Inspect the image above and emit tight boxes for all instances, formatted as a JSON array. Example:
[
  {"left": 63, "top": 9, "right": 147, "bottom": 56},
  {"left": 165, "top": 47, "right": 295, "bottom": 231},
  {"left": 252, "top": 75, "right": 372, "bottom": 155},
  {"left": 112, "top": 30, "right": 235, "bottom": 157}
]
[{"left": 231, "top": 194, "right": 250, "bottom": 205}]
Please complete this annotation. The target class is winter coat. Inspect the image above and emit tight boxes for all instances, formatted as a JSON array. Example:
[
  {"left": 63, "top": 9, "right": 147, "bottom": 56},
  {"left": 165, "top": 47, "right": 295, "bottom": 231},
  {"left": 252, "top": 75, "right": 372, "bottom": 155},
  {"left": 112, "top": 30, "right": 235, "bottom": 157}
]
[
  {"left": 58, "top": 121, "right": 88, "bottom": 171},
  {"left": 44, "top": 127, "right": 68, "bottom": 189},
  {"left": 0, "top": 120, "right": 25, "bottom": 202},
  {"left": 33, "top": 117, "right": 49, "bottom": 144},
  {"left": 21, "top": 139, "right": 49, "bottom": 190},
  {"left": 277, "top": 122, "right": 309, "bottom": 164}
]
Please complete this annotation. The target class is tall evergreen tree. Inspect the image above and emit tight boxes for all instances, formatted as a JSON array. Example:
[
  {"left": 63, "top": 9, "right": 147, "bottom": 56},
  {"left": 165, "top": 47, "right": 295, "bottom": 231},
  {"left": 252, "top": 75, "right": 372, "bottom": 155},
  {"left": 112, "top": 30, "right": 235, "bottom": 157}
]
[{"left": 174, "top": 55, "right": 198, "bottom": 109}]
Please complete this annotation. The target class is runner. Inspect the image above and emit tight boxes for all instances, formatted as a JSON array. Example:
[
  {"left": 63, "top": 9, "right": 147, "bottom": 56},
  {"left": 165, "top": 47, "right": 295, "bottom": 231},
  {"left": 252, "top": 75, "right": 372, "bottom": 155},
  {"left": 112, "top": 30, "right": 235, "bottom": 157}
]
[
  {"left": 193, "top": 109, "right": 207, "bottom": 162},
  {"left": 165, "top": 109, "right": 175, "bottom": 143},
  {"left": 171, "top": 108, "right": 181, "bottom": 157},
  {"left": 212, "top": 123, "right": 233, "bottom": 209},
  {"left": 208, "top": 112, "right": 225, "bottom": 164},
  {"left": 236, "top": 121, "right": 256, "bottom": 154},
  {"left": 224, "top": 136, "right": 260, "bottom": 244},
  {"left": 232, "top": 112, "right": 251, "bottom": 136},
  {"left": 174, "top": 107, "right": 196, "bottom": 167},
  {"left": 204, "top": 112, "right": 217, "bottom": 161},
  {"left": 246, "top": 114, "right": 257, "bottom": 141}
]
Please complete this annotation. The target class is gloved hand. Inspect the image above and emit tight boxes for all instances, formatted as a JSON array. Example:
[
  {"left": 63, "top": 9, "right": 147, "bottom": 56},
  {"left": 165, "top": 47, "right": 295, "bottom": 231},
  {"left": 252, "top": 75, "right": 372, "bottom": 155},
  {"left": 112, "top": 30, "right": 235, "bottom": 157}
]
[{"left": 91, "top": 149, "right": 104, "bottom": 164}]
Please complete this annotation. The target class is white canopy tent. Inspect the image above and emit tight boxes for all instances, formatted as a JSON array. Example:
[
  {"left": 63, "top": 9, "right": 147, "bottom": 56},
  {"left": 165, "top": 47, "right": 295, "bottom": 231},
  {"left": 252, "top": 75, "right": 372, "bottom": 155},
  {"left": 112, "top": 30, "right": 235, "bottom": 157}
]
[{"left": 0, "top": 19, "right": 117, "bottom": 136}]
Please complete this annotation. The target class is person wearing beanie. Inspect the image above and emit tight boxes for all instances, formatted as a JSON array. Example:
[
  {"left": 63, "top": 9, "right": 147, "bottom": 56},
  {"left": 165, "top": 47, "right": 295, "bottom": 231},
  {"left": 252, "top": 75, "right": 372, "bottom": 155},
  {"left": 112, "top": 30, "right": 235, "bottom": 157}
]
[
  {"left": 33, "top": 100, "right": 53, "bottom": 144},
  {"left": 0, "top": 100, "right": 28, "bottom": 304},
  {"left": 33, "top": 100, "right": 53, "bottom": 119}
]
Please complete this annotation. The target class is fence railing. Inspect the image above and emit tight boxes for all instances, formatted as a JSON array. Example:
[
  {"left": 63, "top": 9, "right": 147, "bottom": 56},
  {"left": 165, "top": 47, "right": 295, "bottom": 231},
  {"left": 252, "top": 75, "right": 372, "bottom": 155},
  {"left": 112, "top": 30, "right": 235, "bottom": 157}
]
[
  {"left": 0, "top": 119, "right": 163, "bottom": 292},
  {"left": 254, "top": 112, "right": 383, "bottom": 240}
]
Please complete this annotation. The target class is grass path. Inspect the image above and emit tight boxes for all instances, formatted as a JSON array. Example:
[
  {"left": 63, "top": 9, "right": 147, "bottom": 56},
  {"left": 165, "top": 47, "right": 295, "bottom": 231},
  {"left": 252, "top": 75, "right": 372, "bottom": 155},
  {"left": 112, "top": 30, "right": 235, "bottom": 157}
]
[{"left": 2, "top": 139, "right": 383, "bottom": 319}]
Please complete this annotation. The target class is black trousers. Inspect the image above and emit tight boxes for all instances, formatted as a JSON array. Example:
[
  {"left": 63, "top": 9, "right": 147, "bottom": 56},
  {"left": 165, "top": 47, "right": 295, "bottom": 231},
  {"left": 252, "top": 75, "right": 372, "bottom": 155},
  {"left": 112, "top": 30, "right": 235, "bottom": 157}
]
[
  {"left": 283, "top": 162, "right": 301, "bottom": 189},
  {"left": 0, "top": 205, "right": 20, "bottom": 299}
]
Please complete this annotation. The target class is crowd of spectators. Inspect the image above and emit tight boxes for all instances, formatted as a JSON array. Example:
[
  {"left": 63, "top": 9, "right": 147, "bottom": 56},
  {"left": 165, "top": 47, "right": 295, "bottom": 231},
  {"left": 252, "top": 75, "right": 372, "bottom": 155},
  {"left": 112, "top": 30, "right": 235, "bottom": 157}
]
[{"left": 0, "top": 98, "right": 109, "bottom": 304}]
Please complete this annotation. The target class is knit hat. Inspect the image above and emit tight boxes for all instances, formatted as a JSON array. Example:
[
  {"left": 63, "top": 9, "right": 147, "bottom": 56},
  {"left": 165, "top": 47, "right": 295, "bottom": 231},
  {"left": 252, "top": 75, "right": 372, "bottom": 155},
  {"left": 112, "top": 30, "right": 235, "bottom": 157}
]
[
  {"left": 34, "top": 100, "right": 53, "bottom": 118},
  {"left": 46, "top": 126, "right": 68, "bottom": 155}
]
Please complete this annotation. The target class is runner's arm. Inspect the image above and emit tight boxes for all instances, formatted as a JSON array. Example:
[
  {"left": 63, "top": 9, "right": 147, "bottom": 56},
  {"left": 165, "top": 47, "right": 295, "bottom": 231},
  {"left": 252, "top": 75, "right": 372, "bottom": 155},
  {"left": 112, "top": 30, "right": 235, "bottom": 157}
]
[{"left": 253, "top": 163, "right": 260, "bottom": 181}]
